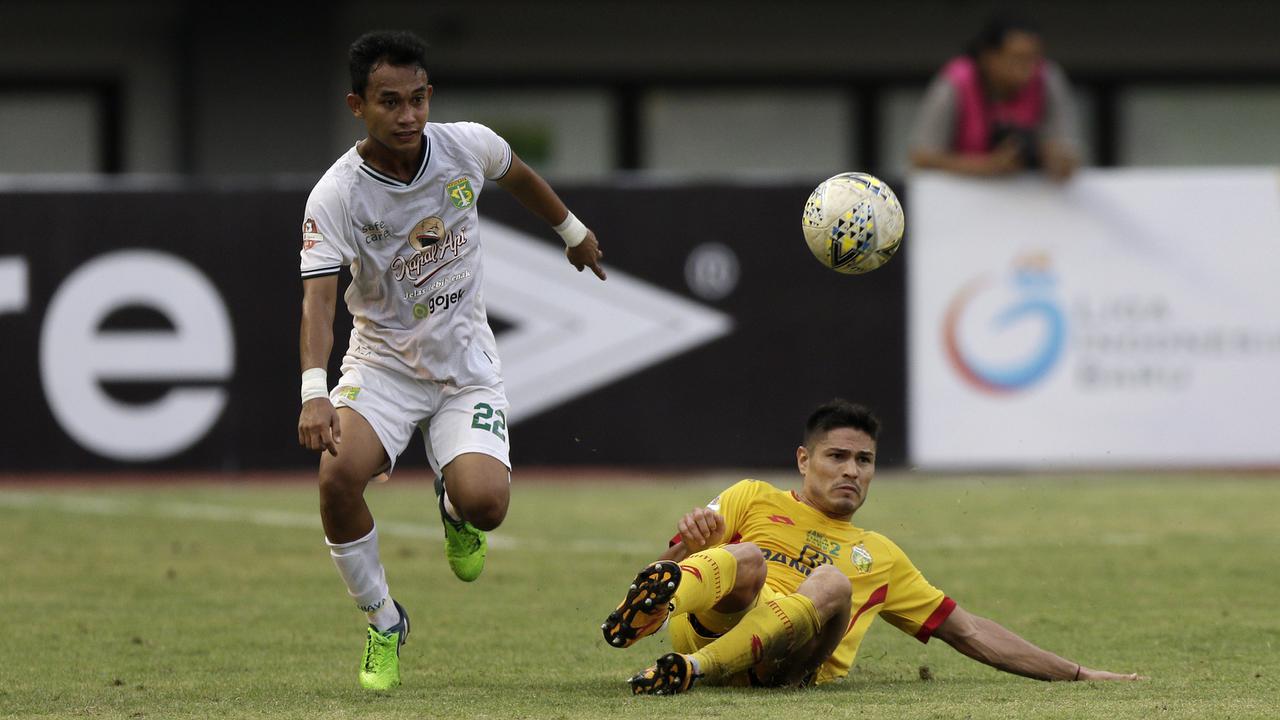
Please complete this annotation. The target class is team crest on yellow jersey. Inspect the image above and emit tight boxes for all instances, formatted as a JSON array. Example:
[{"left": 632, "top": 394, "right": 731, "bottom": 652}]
[
  {"left": 851, "top": 542, "right": 873, "bottom": 573},
  {"left": 447, "top": 177, "right": 475, "bottom": 209}
]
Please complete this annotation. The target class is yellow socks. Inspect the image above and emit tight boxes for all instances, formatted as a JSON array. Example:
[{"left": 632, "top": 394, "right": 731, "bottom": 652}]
[
  {"left": 670, "top": 548, "right": 738, "bottom": 616},
  {"left": 688, "top": 593, "right": 821, "bottom": 680}
]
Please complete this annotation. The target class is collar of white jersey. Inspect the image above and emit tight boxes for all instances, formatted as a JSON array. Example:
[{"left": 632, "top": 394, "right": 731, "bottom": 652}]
[{"left": 358, "top": 133, "right": 432, "bottom": 187}]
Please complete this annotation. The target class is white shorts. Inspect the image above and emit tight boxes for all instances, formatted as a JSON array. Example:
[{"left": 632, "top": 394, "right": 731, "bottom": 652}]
[{"left": 330, "top": 360, "right": 511, "bottom": 477}]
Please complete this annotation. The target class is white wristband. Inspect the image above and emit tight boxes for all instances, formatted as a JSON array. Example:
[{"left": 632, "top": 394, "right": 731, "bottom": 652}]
[
  {"left": 300, "top": 367, "right": 329, "bottom": 404},
  {"left": 553, "top": 211, "right": 589, "bottom": 248}
]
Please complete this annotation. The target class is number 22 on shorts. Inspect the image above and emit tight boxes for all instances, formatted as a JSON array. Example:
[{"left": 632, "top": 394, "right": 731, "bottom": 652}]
[{"left": 470, "top": 402, "right": 506, "bottom": 441}]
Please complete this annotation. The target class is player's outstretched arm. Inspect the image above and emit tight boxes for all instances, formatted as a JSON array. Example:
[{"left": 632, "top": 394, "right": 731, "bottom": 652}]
[
  {"left": 496, "top": 153, "right": 606, "bottom": 280},
  {"left": 908, "top": 138, "right": 1025, "bottom": 177},
  {"left": 298, "top": 275, "right": 341, "bottom": 456},
  {"left": 933, "top": 605, "right": 1144, "bottom": 681}
]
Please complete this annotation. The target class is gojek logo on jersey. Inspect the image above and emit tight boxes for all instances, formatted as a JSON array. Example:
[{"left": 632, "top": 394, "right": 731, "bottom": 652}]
[
  {"left": 943, "top": 254, "right": 1066, "bottom": 394},
  {"left": 412, "top": 288, "right": 466, "bottom": 321},
  {"left": 392, "top": 216, "right": 469, "bottom": 284}
]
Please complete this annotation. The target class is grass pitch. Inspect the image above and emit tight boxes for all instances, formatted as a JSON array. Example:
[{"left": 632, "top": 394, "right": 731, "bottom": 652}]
[{"left": 1, "top": 471, "right": 1277, "bottom": 719}]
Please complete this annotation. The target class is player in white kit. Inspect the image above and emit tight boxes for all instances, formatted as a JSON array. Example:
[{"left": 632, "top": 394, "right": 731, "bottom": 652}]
[{"left": 296, "top": 30, "right": 606, "bottom": 691}]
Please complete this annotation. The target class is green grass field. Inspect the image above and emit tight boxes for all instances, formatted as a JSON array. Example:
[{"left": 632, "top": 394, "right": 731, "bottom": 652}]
[{"left": 2, "top": 471, "right": 1278, "bottom": 719}]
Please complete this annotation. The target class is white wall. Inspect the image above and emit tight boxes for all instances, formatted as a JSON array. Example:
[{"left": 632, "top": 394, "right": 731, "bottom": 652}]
[
  {"left": 0, "top": 93, "right": 99, "bottom": 172},
  {"left": 642, "top": 90, "right": 853, "bottom": 179},
  {"left": 1120, "top": 88, "right": 1280, "bottom": 166}
]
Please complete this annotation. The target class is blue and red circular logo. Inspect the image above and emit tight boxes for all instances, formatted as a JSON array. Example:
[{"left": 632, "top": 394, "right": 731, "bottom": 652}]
[{"left": 943, "top": 263, "right": 1066, "bottom": 393}]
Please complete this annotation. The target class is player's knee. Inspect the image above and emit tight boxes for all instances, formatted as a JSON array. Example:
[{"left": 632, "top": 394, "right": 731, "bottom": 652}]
[
  {"left": 463, "top": 494, "right": 508, "bottom": 531},
  {"left": 441, "top": 455, "right": 510, "bottom": 529},
  {"left": 812, "top": 564, "right": 852, "bottom": 596},
  {"left": 448, "top": 479, "right": 508, "bottom": 530},
  {"left": 317, "top": 463, "right": 365, "bottom": 502},
  {"left": 727, "top": 542, "right": 767, "bottom": 594},
  {"left": 803, "top": 564, "right": 852, "bottom": 620}
]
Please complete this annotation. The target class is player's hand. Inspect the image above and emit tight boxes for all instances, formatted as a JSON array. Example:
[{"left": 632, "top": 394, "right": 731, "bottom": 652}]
[
  {"left": 1077, "top": 666, "right": 1147, "bottom": 681},
  {"left": 298, "top": 398, "right": 342, "bottom": 456},
  {"left": 1041, "top": 141, "right": 1078, "bottom": 182},
  {"left": 983, "top": 137, "right": 1025, "bottom": 175},
  {"left": 677, "top": 507, "right": 726, "bottom": 552},
  {"left": 565, "top": 231, "right": 607, "bottom": 280}
]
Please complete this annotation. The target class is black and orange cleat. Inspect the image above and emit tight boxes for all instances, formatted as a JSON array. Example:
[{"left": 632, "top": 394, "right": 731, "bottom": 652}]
[
  {"left": 601, "top": 560, "right": 681, "bottom": 649},
  {"left": 629, "top": 653, "right": 700, "bottom": 695}
]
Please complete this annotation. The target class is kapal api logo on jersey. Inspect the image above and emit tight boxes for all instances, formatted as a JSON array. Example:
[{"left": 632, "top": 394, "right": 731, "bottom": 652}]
[
  {"left": 447, "top": 177, "right": 475, "bottom": 209},
  {"left": 409, "top": 216, "right": 446, "bottom": 252},
  {"left": 943, "top": 253, "right": 1066, "bottom": 394},
  {"left": 302, "top": 218, "right": 323, "bottom": 250},
  {"left": 393, "top": 216, "right": 470, "bottom": 286}
]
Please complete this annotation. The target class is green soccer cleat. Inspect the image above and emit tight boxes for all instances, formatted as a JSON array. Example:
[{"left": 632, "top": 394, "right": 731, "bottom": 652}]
[
  {"left": 629, "top": 653, "right": 700, "bottom": 696},
  {"left": 435, "top": 476, "right": 487, "bottom": 582},
  {"left": 359, "top": 600, "right": 409, "bottom": 691}
]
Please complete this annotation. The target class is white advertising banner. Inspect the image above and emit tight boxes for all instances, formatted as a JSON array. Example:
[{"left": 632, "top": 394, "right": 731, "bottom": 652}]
[{"left": 908, "top": 169, "right": 1280, "bottom": 468}]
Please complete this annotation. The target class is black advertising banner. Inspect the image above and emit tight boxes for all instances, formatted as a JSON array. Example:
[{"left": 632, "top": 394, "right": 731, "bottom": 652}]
[{"left": 0, "top": 182, "right": 907, "bottom": 472}]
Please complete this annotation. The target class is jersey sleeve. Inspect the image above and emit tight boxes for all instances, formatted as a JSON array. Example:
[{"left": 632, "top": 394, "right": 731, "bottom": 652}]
[
  {"left": 300, "top": 180, "right": 356, "bottom": 279},
  {"left": 1040, "top": 61, "right": 1083, "bottom": 154},
  {"left": 908, "top": 73, "right": 958, "bottom": 155},
  {"left": 453, "top": 122, "right": 514, "bottom": 180},
  {"left": 875, "top": 534, "right": 955, "bottom": 643},
  {"left": 668, "top": 479, "right": 760, "bottom": 547}
]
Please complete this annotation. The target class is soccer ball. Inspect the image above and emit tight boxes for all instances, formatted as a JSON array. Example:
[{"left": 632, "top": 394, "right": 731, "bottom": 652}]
[{"left": 801, "top": 172, "right": 904, "bottom": 274}]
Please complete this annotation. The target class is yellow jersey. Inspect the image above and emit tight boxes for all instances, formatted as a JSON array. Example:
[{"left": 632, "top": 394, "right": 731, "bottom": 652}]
[{"left": 692, "top": 479, "right": 955, "bottom": 684}]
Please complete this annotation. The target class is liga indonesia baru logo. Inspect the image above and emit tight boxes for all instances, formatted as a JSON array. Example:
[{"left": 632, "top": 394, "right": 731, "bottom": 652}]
[{"left": 943, "top": 255, "right": 1066, "bottom": 394}]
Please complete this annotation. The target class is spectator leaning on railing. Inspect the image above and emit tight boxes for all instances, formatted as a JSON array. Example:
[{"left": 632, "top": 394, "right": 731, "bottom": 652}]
[{"left": 908, "top": 14, "right": 1082, "bottom": 181}]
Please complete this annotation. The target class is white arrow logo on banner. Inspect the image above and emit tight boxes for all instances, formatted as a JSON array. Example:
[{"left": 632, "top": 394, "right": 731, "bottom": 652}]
[{"left": 482, "top": 218, "right": 733, "bottom": 423}]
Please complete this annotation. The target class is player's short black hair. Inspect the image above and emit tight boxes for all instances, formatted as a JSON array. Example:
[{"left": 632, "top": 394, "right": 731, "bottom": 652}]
[
  {"left": 803, "top": 399, "right": 880, "bottom": 447},
  {"left": 349, "top": 30, "right": 429, "bottom": 97},
  {"left": 965, "top": 12, "right": 1041, "bottom": 58}
]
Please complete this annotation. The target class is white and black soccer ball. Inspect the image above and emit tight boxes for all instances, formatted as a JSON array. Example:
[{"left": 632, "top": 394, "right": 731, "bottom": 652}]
[{"left": 801, "top": 172, "right": 904, "bottom": 274}]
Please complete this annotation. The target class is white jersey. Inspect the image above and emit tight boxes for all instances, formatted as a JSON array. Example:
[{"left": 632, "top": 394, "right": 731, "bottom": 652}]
[{"left": 300, "top": 122, "right": 513, "bottom": 386}]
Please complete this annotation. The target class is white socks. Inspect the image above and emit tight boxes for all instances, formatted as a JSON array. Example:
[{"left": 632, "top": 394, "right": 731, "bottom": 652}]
[
  {"left": 326, "top": 526, "right": 400, "bottom": 631},
  {"left": 440, "top": 487, "right": 462, "bottom": 522}
]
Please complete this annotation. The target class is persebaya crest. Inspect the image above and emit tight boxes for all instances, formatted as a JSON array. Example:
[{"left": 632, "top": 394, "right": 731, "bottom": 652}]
[{"left": 447, "top": 177, "right": 475, "bottom": 209}]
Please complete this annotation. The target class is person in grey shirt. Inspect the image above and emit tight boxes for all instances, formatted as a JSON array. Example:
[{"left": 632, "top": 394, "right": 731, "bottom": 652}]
[{"left": 909, "top": 15, "right": 1082, "bottom": 180}]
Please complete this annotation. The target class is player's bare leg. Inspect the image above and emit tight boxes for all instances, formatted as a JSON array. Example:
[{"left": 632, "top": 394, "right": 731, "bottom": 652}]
[
  {"left": 316, "top": 408, "right": 409, "bottom": 690},
  {"left": 318, "top": 408, "right": 389, "bottom": 543},
  {"left": 441, "top": 452, "right": 510, "bottom": 530},
  {"left": 436, "top": 452, "right": 509, "bottom": 581}
]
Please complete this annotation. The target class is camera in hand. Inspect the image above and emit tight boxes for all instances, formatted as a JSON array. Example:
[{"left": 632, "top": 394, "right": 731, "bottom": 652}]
[{"left": 990, "top": 123, "right": 1041, "bottom": 168}]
